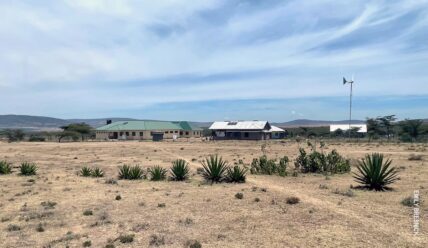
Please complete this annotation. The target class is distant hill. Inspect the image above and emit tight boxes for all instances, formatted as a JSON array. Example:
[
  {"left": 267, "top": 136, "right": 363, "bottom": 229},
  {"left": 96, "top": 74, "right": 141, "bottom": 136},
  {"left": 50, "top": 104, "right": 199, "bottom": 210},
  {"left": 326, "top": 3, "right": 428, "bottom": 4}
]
[
  {"left": 0, "top": 115, "right": 425, "bottom": 131},
  {"left": 272, "top": 119, "right": 365, "bottom": 128}
]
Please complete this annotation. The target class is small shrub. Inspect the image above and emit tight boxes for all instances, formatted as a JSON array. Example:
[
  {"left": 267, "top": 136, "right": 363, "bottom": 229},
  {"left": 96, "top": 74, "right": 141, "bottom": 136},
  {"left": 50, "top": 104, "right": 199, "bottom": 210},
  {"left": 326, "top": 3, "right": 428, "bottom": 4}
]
[
  {"left": 157, "top": 203, "right": 166, "bottom": 208},
  {"left": 149, "top": 234, "right": 165, "bottom": 246},
  {"left": 118, "top": 234, "right": 134, "bottom": 243},
  {"left": 0, "top": 160, "right": 13, "bottom": 174},
  {"left": 41, "top": 201, "right": 57, "bottom": 210},
  {"left": 408, "top": 154, "right": 423, "bottom": 161},
  {"left": 250, "top": 155, "right": 289, "bottom": 176},
  {"left": 148, "top": 166, "right": 167, "bottom": 181},
  {"left": 118, "top": 165, "right": 144, "bottom": 180},
  {"left": 295, "top": 148, "right": 350, "bottom": 174},
  {"left": 286, "top": 196, "right": 300, "bottom": 205},
  {"left": 186, "top": 240, "right": 202, "bottom": 248},
  {"left": 83, "top": 240, "right": 92, "bottom": 247},
  {"left": 201, "top": 155, "right": 229, "bottom": 183},
  {"left": 91, "top": 167, "right": 104, "bottom": 177},
  {"left": 19, "top": 162, "right": 37, "bottom": 176},
  {"left": 83, "top": 210, "right": 93, "bottom": 216},
  {"left": 105, "top": 244, "right": 115, "bottom": 248},
  {"left": 105, "top": 178, "right": 117, "bottom": 184},
  {"left": 235, "top": 192, "right": 244, "bottom": 199},
  {"left": 80, "top": 167, "right": 92, "bottom": 177},
  {"left": 7, "top": 224, "right": 20, "bottom": 231},
  {"left": 401, "top": 196, "right": 414, "bottom": 207},
  {"left": 353, "top": 153, "right": 399, "bottom": 191},
  {"left": 36, "top": 223, "right": 45, "bottom": 232},
  {"left": 254, "top": 197, "right": 260, "bottom": 202},
  {"left": 225, "top": 166, "right": 247, "bottom": 183},
  {"left": 333, "top": 188, "right": 355, "bottom": 197},
  {"left": 170, "top": 159, "right": 190, "bottom": 181},
  {"left": 115, "top": 195, "right": 121, "bottom": 201}
]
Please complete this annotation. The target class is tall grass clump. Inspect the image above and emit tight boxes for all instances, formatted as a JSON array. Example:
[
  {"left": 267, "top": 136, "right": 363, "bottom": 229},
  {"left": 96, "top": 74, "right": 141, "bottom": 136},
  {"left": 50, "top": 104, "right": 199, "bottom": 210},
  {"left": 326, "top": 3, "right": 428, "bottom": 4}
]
[
  {"left": 19, "top": 162, "right": 37, "bottom": 176},
  {"left": 148, "top": 166, "right": 167, "bottom": 181},
  {"left": 201, "top": 155, "right": 228, "bottom": 183},
  {"left": 170, "top": 159, "right": 189, "bottom": 181},
  {"left": 353, "top": 153, "right": 399, "bottom": 191},
  {"left": 118, "top": 165, "right": 144, "bottom": 180},
  {"left": 0, "top": 160, "right": 13, "bottom": 175},
  {"left": 225, "top": 166, "right": 247, "bottom": 183}
]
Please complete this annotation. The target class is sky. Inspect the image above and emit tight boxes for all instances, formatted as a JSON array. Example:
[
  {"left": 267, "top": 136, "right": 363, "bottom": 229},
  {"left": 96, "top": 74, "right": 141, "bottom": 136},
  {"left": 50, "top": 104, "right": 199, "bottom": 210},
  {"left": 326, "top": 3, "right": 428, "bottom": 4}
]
[{"left": 0, "top": 0, "right": 427, "bottom": 122}]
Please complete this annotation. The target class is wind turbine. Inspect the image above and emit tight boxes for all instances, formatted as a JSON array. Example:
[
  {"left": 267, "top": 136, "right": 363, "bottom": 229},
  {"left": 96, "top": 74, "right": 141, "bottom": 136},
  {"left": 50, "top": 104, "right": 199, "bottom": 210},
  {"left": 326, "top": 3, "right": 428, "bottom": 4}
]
[{"left": 343, "top": 75, "right": 354, "bottom": 139}]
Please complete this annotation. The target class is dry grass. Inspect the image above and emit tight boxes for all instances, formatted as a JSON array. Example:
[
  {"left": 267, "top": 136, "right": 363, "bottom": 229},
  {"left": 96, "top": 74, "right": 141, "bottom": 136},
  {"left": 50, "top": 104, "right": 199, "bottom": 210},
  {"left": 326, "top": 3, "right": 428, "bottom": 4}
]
[{"left": 0, "top": 140, "right": 427, "bottom": 247}]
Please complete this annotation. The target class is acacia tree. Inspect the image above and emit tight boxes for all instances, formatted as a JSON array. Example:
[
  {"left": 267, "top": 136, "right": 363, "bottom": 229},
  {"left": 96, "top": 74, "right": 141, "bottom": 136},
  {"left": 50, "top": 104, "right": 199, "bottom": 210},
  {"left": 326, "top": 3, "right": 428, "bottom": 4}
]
[
  {"left": 60, "top": 123, "right": 93, "bottom": 141},
  {"left": 366, "top": 118, "right": 382, "bottom": 141},
  {"left": 377, "top": 115, "right": 397, "bottom": 140},
  {"left": 399, "top": 119, "right": 424, "bottom": 142},
  {"left": 0, "top": 129, "right": 25, "bottom": 142}
]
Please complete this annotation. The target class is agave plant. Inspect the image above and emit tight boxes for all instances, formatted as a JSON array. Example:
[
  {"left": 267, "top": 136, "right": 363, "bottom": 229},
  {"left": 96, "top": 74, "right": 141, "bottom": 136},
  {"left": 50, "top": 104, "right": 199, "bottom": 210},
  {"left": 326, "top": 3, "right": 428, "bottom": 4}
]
[
  {"left": 353, "top": 153, "right": 399, "bottom": 191},
  {"left": 170, "top": 159, "right": 189, "bottom": 181},
  {"left": 19, "top": 162, "right": 37, "bottom": 176},
  {"left": 80, "top": 166, "right": 92, "bottom": 177},
  {"left": 0, "top": 160, "right": 13, "bottom": 175},
  {"left": 91, "top": 167, "right": 104, "bottom": 178},
  {"left": 225, "top": 165, "right": 247, "bottom": 183},
  {"left": 118, "top": 165, "right": 144, "bottom": 180},
  {"left": 148, "top": 166, "right": 167, "bottom": 181},
  {"left": 201, "top": 155, "right": 229, "bottom": 183}
]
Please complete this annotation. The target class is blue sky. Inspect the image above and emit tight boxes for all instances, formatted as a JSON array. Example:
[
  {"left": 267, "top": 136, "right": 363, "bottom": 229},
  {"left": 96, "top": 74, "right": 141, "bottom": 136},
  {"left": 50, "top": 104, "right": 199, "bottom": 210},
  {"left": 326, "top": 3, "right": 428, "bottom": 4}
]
[{"left": 0, "top": 0, "right": 427, "bottom": 121}]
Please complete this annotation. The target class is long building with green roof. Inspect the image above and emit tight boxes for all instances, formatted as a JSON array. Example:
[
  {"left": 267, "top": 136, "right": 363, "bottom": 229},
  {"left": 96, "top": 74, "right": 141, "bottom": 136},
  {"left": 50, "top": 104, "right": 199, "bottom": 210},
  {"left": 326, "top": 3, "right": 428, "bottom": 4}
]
[{"left": 95, "top": 120, "right": 202, "bottom": 141}]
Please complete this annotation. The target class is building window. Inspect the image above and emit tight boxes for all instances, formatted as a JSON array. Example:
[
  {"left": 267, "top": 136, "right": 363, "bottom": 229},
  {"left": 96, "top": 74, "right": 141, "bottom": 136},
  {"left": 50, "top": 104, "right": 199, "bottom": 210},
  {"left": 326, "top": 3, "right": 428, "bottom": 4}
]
[
  {"left": 120, "top": 132, "right": 123, "bottom": 136},
  {"left": 185, "top": 131, "right": 189, "bottom": 135},
  {"left": 180, "top": 131, "right": 183, "bottom": 135},
  {"left": 175, "top": 131, "right": 178, "bottom": 133},
  {"left": 244, "top": 132, "right": 249, "bottom": 138},
  {"left": 139, "top": 132, "right": 143, "bottom": 137},
  {"left": 132, "top": 132, "right": 136, "bottom": 136},
  {"left": 165, "top": 131, "right": 168, "bottom": 134},
  {"left": 125, "top": 132, "right": 129, "bottom": 136}
]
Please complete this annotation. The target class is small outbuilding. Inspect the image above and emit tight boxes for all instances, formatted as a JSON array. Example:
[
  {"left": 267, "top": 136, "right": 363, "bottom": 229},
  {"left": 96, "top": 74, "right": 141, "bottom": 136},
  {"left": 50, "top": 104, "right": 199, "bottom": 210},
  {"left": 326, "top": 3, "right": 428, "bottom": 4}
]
[
  {"left": 269, "top": 125, "right": 286, "bottom": 139},
  {"left": 209, "top": 121, "right": 272, "bottom": 140}
]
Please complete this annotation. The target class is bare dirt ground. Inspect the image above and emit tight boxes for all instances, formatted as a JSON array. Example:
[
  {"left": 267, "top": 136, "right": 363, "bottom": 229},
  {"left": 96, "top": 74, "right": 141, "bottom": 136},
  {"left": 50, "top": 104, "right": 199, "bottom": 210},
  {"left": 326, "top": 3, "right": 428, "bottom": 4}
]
[{"left": 0, "top": 140, "right": 427, "bottom": 248}]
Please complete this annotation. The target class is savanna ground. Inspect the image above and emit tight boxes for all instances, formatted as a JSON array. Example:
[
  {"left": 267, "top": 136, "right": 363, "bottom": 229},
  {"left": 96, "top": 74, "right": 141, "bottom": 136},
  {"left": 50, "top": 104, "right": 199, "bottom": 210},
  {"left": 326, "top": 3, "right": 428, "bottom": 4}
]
[{"left": 0, "top": 139, "right": 427, "bottom": 248}]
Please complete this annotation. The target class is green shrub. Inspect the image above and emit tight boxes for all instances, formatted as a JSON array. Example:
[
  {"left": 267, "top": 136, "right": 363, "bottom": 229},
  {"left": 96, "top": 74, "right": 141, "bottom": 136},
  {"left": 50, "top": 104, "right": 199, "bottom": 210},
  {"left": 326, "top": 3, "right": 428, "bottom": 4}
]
[
  {"left": 225, "top": 166, "right": 247, "bottom": 183},
  {"left": 401, "top": 196, "right": 413, "bottom": 207},
  {"left": 29, "top": 135, "right": 46, "bottom": 142},
  {"left": 235, "top": 192, "right": 244, "bottom": 199},
  {"left": 80, "top": 167, "right": 92, "bottom": 177},
  {"left": 170, "top": 159, "right": 190, "bottom": 181},
  {"left": 83, "top": 240, "right": 92, "bottom": 247},
  {"left": 118, "top": 234, "right": 134, "bottom": 243},
  {"left": 118, "top": 165, "right": 143, "bottom": 180},
  {"left": 19, "top": 162, "right": 37, "bottom": 176},
  {"left": 353, "top": 153, "right": 399, "bottom": 191},
  {"left": 148, "top": 166, "right": 167, "bottom": 181},
  {"left": 0, "top": 160, "right": 13, "bottom": 174},
  {"left": 295, "top": 148, "right": 350, "bottom": 174},
  {"left": 250, "top": 155, "right": 289, "bottom": 176},
  {"left": 91, "top": 167, "right": 104, "bottom": 177},
  {"left": 83, "top": 209, "right": 93, "bottom": 216},
  {"left": 201, "top": 155, "right": 229, "bottom": 183}
]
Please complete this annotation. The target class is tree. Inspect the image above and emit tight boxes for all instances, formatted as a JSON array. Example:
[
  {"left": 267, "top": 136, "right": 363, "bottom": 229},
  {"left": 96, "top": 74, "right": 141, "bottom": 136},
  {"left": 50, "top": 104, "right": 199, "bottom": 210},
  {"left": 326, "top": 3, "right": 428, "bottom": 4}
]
[
  {"left": 0, "top": 129, "right": 25, "bottom": 142},
  {"left": 366, "top": 118, "right": 382, "bottom": 141},
  {"left": 377, "top": 115, "right": 397, "bottom": 140},
  {"left": 399, "top": 119, "right": 424, "bottom": 142},
  {"left": 60, "top": 123, "right": 93, "bottom": 141},
  {"left": 57, "top": 130, "right": 80, "bottom": 143}
]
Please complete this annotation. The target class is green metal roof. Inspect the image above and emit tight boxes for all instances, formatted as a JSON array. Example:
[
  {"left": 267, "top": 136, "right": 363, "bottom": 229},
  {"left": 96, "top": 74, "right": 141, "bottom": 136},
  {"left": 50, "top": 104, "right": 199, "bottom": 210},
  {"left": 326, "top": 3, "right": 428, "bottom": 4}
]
[
  {"left": 174, "top": 121, "right": 203, "bottom": 131},
  {"left": 96, "top": 120, "right": 201, "bottom": 131}
]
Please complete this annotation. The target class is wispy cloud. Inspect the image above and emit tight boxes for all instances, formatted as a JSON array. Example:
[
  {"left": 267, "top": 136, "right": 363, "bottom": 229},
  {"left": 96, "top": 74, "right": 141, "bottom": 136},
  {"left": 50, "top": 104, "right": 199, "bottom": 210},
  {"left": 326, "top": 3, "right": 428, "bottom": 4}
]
[{"left": 0, "top": 0, "right": 427, "bottom": 119}]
